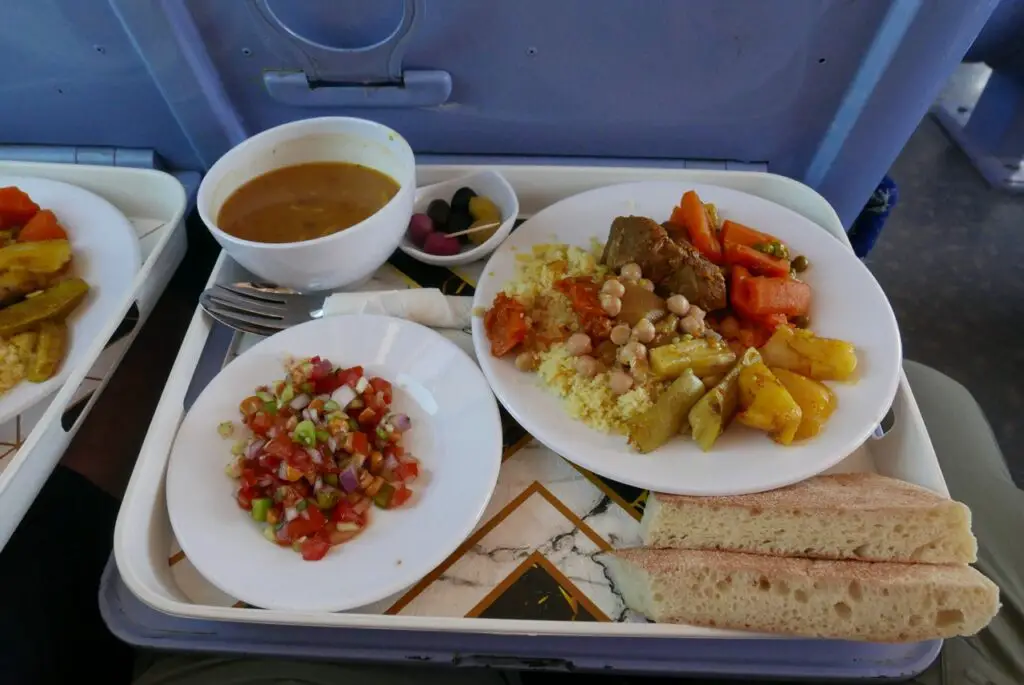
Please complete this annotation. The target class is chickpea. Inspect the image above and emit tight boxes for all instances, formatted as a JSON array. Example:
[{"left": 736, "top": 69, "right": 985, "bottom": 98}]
[
  {"left": 565, "top": 333, "right": 592, "bottom": 356},
  {"left": 601, "top": 278, "right": 625, "bottom": 298},
  {"left": 608, "top": 369, "right": 634, "bottom": 395},
  {"left": 679, "top": 314, "right": 705, "bottom": 337},
  {"left": 574, "top": 355, "right": 601, "bottom": 378},
  {"left": 631, "top": 318, "right": 656, "bottom": 344},
  {"left": 630, "top": 358, "right": 653, "bottom": 383},
  {"left": 609, "top": 323, "right": 632, "bottom": 346},
  {"left": 666, "top": 294, "right": 691, "bottom": 317},
  {"left": 619, "top": 262, "right": 642, "bottom": 282},
  {"left": 688, "top": 305, "right": 707, "bottom": 322},
  {"left": 637, "top": 278, "right": 655, "bottom": 292},
  {"left": 618, "top": 340, "right": 647, "bottom": 365},
  {"left": 600, "top": 294, "right": 622, "bottom": 317},
  {"left": 515, "top": 351, "right": 539, "bottom": 372},
  {"left": 719, "top": 314, "right": 740, "bottom": 339}
]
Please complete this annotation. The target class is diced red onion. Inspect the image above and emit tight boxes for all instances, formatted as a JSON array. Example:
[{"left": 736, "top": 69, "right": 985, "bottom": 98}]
[
  {"left": 327, "top": 436, "right": 337, "bottom": 453},
  {"left": 301, "top": 408, "right": 311, "bottom": 421},
  {"left": 384, "top": 453, "right": 400, "bottom": 472},
  {"left": 267, "top": 426, "right": 281, "bottom": 439},
  {"left": 245, "top": 439, "right": 266, "bottom": 460},
  {"left": 306, "top": 447, "right": 322, "bottom": 464},
  {"left": 313, "top": 359, "right": 333, "bottom": 377},
  {"left": 352, "top": 497, "right": 371, "bottom": 515},
  {"left": 313, "top": 477, "right": 323, "bottom": 492},
  {"left": 339, "top": 466, "right": 360, "bottom": 493},
  {"left": 316, "top": 394, "right": 331, "bottom": 402},
  {"left": 309, "top": 409, "right": 320, "bottom": 424},
  {"left": 391, "top": 413, "right": 411, "bottom": 432},
  {"left": 290, "top": 393, "right": 311, "bottom": 410}
]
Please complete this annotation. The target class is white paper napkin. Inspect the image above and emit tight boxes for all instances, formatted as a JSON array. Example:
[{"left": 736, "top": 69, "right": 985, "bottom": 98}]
[{"left": 321, "top": 289, "right": 478, "bottom": 360}]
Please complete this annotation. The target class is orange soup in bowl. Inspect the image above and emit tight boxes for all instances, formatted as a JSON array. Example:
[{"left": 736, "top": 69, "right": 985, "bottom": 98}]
[{"left": 217, "top": 161, "right": 400, "bottom": 244}]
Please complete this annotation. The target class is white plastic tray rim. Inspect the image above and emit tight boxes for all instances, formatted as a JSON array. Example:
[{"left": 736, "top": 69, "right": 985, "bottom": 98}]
[{"left": 114, "top": 165, "right": 945, "bottom": 637}]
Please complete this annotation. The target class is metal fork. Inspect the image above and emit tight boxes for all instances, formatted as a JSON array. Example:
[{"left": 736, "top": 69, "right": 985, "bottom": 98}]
[{"left": 199, "top": 283, "right": 326, "bottom": 335}]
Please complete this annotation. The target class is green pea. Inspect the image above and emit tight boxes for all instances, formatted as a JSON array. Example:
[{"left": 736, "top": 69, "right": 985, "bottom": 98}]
[{"left": 792, "top": 255, "right": 810, "bottom": 272}]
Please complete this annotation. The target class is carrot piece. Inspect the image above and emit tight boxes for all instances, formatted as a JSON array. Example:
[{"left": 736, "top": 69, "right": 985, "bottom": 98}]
[
  {"left": 743, "top": 276, "right": 811, "bottom": 317},
  {"left": 720, "top": 220, "right": 780, "bottom": 249},
  {"left": 0, "top": 186, "right": 40, "bottom": 228},
  {"left": 723, "top": 242, "right": 790, "bottom": 277},
  {"left": 18, "top": 209, "right": 67, "bottom": 242},
  {"left": 731, "top": 265, "right": 790, "bottom": 330},
  {"left": 676, "top": 190, "right": 722, "bottom": 263},
  {"left": 666, "top": 205, "right": 689, "bottom": 241}
]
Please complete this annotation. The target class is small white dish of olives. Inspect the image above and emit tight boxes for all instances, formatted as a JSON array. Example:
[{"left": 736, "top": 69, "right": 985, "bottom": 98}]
[{"left": 400, "top": 169, "right": 519, "bottom": 266}]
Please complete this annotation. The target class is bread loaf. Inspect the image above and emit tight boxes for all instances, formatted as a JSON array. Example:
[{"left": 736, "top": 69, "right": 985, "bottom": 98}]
[
  {"left": 601, "top": 547, "right": 999, "bottom": 642},
  {"left": 641, "top": 473, "right": 976, "bottom": 564}
]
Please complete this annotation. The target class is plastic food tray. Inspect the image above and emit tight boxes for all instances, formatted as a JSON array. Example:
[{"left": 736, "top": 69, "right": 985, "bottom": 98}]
[
  {"left": 0, "top": 161, "right": 190, "bottom": 549},
  {"left": 108, "top": 165, "right": 943, "bottom": 679}
]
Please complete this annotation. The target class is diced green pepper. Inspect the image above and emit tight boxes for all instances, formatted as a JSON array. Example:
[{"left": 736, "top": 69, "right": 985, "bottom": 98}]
[
  {"left": 263, "top": 401, "right": 278, "bottom": 415},
  {"left": 324, "top": 473, "right": 339, "bottom": 486},
  {"left": 373, "top": 482, "right": 396, "bottom": 508},
  {"left": 300, "top": 382, "right": 314, "bottom": 394},
  {"left": 376, "top": 426, "right": 388, "bottom": 441},
  {"left": 316, "top": 488, "right": 339, "bottom": 509},
  {"left": 262, "top": 526, "right": 276, "bottom": 542},
  {"left": 295, "top": 498, "right": 308, "bottom": 512},
  {"left": 256, "top": 390, "right": 274, "bottom": 402},
  {"left": 316, "top": 429, "right": 330, "bottom": 444},
  {"left": 230, "top": 440, "right": 245, "bottom": 456},
  {"left": 250, "top": 497, "right": 272, "bottom": 522},
  {"left": 218, "top": 421, "right": 234, "bottom": 438},
  {"left": 279, "top": 383, "right": 295, "bottom": 404},
  {"left": 273, "top": 486, "right": 288, "bottom": 502},
  {"left": 293, "top": 419, "right": 316, "bottom": 446},
  {"left": 323, "top": 400, "right": 340, "bottom": 412}
]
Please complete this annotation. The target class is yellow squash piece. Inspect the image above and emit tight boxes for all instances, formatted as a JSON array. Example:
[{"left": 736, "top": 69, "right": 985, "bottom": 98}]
[
  {"left": 649, "top": 338, "right": 737, "bottom": 380},
  {"left": 772, "top": 367, "right": 836, "bottom": 440},
  {"left": 627, "top": 369, "right": 706, "bottom": 453},
  {"left": 0, "top": 278, "right": 89, "bottom": 337},
  {"left": 759, "top": 325, "right": 858, "bottom": 381},
  {"left": 688, "top": 347, "right": 761, "bottom": 452},
  {"left": 27, "top": 320, "right": 68, "bottom": 383},
  {"left": 736, "top": 362, "right": 802, "bottom": 445},
  {"left": 0, "top": 239, "right": 72, "bottom": 274}
]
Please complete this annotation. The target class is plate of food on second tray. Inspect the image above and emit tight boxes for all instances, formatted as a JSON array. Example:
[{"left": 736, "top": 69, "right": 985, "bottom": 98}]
[
  {"left": 0, "top": 176, "right": 141, "bottom": 426},
  {"left": 165, "top": 314, "right": 502, "bottom": 612},
  {"left": 471, "top": 181, "right": 902, "bottom": 496}
]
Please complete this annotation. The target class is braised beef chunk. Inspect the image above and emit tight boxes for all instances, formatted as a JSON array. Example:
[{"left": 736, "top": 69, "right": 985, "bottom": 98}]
[
  {"left": 602, "top": 216, "right": 681, "bottom": 283},
  {"left": 602, "top": 215, "right": 727, "bottom": 312}
]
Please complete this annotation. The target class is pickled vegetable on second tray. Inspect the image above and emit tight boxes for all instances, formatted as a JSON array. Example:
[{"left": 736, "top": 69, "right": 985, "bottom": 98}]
[{"left": 0, "top": 187, "right": 91, "bottom": 395}]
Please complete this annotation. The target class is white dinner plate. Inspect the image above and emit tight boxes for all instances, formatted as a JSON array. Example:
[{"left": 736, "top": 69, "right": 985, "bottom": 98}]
[
  {"left": 0, "top": 176, "right": 141, "bottom": 425},
  {"left": 472, "top": 181, "right": 901, "bottom": 496},
  {"left": 166, "top": 315, "right": 503, "bottom": 612}
]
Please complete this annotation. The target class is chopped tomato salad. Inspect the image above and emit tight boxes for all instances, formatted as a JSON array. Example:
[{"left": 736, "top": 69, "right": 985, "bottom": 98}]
[{"left": 222, "top": 356, "right": 419, "bottom": 561}]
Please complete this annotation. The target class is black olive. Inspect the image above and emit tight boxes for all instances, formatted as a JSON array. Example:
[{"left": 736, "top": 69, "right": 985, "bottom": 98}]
[
  {"left": 451, "top": 186, "right": 477, "bottom": 213},
  {"left": 444, "top": 210, "right": 473, "bottom": 235},
  {"left": 426, "top": 199, "right": 451, "bottom": 228}
]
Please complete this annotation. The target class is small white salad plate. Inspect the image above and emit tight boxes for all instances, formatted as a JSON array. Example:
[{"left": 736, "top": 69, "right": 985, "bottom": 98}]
[
  {"left": 399, "top": 169, "right": 518, "bottom": 267},
  {"left": 166, "top": 314, "right": 502, "bottom": 612},
  {"left": 0, "top": 175, "right": 141, "bottom": 425},
  {"left": 472, "top": 181, "right": 902, "bottom": 496}
]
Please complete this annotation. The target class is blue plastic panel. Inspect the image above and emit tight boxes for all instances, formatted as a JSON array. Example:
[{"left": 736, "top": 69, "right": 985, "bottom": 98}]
[
  {"left": 0, "top": 0, "right": 199, "bottom": 169},
  {"left": 0, "top": 0, "right": 1002, "bottom": 226}
]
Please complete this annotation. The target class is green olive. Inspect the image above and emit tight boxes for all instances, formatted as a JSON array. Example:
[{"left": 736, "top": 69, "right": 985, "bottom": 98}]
[{"left": 792, "top": 255, "right": 810, "bottom": 272}]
